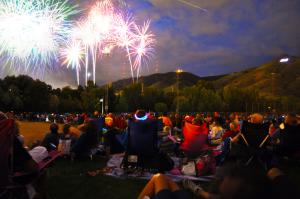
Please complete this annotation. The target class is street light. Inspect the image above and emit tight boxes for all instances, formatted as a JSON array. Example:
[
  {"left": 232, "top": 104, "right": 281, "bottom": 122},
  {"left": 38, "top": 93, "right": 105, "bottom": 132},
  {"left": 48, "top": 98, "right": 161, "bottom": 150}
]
[
  {"left": 102, "top": 46, "right": 112, "bottom": 114},
  {"left": 279, "top": 57, "right": 289, "bottom": 63},
  {"left": 99, "top": 98, "right": 104, "bottom": 115},
  {"left": 270, "top": 57, "right": 289, "bottom": 112},
  {"left": 176, "top": 69, "right": 183, "bottom": 113}
]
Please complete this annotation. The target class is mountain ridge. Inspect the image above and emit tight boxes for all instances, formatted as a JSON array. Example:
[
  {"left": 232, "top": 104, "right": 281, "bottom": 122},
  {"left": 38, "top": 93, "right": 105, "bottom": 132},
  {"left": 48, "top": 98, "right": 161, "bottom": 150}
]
[{"left": 106, "top": 56, "right": 300, "bottom": 98}]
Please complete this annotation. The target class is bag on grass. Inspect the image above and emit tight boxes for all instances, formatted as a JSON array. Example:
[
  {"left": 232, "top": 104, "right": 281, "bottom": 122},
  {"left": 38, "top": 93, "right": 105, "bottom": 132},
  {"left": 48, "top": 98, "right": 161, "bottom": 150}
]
[
  {"left": 195, "top": 154, "right": 216, "bottom": 176},
  {"left": 181, "top": 161, "right": 196, "bottom": 176}
]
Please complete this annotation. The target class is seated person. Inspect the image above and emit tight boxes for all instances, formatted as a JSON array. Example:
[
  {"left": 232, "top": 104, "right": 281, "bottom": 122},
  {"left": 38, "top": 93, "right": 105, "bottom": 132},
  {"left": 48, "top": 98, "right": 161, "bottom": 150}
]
[
  {"left": 208, "top": 120, "right": 224, "bottom": 146},
  {"left": 104, "top": 116, "right": 125, "bottom": 156},
  {"left": 222, "top": 121, "right": 240, "bottom": 140},
  {"left": 229, "top": 113, "right": 271, "bottom": 166},
  {"left": 250, "top": 113, "right": 264, "bottom": 124},
  {"left": 71, "top": 120, "right": 99, "bottom": 158},
  {"left": 0, "top": 113, "right": 45, "bottom": 199},
  {"left": 60, "top": 124, "right": 78, "bottom": 146},
  {"left": 124, "top": 110, "right": 174, "bottom": 172},
  {"left": 159, "top": 112, "right": 173, "bottom": 128},
  {"left": 278, "top": 113, "right": 300, "bottom": 158},
  {"left": 58, "top": 124, "right": 78, "bottom": 155},
  {"left": 172, "top": 113, "right": 183, "bottom": 131},
  {"left": 180, "top": 117, "right": 209, "bottom": 157},
  {"left": 41, "top": 123, "right": 60, "bottom": 151},
  {"left": 183, "top": 166, "right": 299, "bottom": 199},
  {"left": 231, "top": 113, "right": 266, "bottom": 144},
  {"left": 114, "top": 115, "right": 127, "bottom": 131},
  {"left": 158, "top": 126, "right": 174, "bottom": 155},
  {"left": 138, "top": 173, "right": 189, "bottom": 199},
  {"left": 215, "top": 121, "right": 240, "bottom": 165}
]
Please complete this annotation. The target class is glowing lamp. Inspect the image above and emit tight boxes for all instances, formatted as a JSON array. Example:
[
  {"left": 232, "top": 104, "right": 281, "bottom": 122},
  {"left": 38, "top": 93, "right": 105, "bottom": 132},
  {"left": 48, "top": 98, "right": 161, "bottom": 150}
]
[{"left": 279, "top": 58, "right": 289, "bottom": 63}]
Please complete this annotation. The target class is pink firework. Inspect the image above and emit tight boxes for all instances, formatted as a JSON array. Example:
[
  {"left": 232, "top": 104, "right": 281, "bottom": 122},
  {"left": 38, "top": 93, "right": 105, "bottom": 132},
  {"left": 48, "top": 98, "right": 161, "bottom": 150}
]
[
  {"left": 131, "top": 20, "right": 155, "bottom": 80},
  {"left": 114, "top": 14, "right": 136, "bottom": 82},
  {"left": 60, "top": 0, "right": 155, "bottom": 85}
]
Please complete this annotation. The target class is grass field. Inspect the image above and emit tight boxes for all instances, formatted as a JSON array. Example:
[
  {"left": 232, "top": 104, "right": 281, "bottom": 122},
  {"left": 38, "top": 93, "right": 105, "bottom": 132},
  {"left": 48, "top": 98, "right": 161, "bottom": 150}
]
[
  {"left": 18, "top": 121, "right": 146, "bottom": 199},
  {"left": 18, "top": 122, "right": 300, "bottom": 199},
  {"left": 18, "top": 121, "right": 63, "bottom": 146}
]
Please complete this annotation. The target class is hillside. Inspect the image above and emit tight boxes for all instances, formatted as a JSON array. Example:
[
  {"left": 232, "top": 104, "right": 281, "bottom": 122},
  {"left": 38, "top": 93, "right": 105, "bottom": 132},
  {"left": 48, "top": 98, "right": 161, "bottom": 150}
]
[
  {"left": 111, "top": 72, "right": 224, "bottom": 90},
  {"left": 213, "top": 56, "right": 300, "bottom": 98},
  {"left": 107, "top": 56, "right": 300, "bottom": 98}
]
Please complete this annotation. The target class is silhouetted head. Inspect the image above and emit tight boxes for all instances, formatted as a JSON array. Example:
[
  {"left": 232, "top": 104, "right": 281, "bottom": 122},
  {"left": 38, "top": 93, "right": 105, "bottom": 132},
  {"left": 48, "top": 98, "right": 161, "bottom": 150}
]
[
  {"left": 50, "top": 123, "right": 59, "bottom": 134},
  {"left": 63, "top": 124, "right": 71, "bottom": 134},
  {"left": 218, "top": 165, "right": 274, "bottom": 199}
]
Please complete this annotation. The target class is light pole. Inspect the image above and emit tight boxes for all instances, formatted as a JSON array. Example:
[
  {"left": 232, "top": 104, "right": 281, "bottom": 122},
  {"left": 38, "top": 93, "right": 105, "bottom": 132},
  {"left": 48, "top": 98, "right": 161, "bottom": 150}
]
[
  {"left": 105, "top": 83, "right": 109, "bottom": 113},
  {"left": 99, "top": 98, "right": 104, "bottom": 115},
  {"left": 102, "top": 46, "right": 112, "bottom": 114},
  {"left": 176, "top": 69, "right": 183, "bottom": 113},
  {"left": 271, "top": 72, "right": 276, "bottom": 111},
  {"left": 269, "top": 57, "right": 289, "bottom": 112}
]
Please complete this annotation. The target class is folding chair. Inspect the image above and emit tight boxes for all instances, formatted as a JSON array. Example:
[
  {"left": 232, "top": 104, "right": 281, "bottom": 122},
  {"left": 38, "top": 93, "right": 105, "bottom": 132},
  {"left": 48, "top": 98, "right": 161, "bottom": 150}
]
[
  {"left": 237, "top": 121, "right": 271, "bottom": 168},
  {"left": 0, "top": 119, "right": 62, "bottom": 199},
  {"left": 279, "top": 124, "right": 300, "bottom": 159},
  {"left": 180, "top": 122, "right": 209, "bottom": 158},
  {"left": 122, "top": 119, "right": 161, "bottom": 171},
  {"left": 58, "top": 139, "right": 72, "bottom": 156}
]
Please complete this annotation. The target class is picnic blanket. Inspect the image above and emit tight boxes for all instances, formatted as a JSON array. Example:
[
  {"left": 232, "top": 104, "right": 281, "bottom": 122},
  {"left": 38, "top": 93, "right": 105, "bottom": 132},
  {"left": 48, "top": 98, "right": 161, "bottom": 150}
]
[{"left": 103, "top": 154, "right": 215, "bottom": 182}]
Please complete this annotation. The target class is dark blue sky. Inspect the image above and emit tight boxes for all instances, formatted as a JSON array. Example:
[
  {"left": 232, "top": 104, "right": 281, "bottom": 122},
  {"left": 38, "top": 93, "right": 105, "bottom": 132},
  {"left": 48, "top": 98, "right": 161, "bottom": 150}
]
[{"left": 2, "top": 0, "right": 300, "bottom": 87}]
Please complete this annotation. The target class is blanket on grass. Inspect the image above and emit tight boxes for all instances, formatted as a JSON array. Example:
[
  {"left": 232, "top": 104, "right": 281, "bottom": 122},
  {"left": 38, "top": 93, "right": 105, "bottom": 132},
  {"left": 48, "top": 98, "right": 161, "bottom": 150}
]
[{"left": 103, "top": 154, "right": 215, "bottom": 182}]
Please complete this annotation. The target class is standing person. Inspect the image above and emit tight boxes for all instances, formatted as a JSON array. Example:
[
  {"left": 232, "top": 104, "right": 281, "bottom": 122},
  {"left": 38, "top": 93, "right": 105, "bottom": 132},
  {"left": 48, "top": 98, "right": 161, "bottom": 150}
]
[{"left": 41, "top": 123, "right": 60, "bottom": 151}]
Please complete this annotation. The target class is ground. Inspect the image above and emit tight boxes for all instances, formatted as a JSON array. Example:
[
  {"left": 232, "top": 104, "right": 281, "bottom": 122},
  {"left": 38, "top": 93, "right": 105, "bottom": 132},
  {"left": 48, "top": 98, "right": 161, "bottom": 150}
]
[
  {"left": 18, "top": 121, "right": 146, "bottom": 199},
  {"left": 18, "top": 121, "right": 63, "bottom": 146},
  {"left": 18, "top": 121, "right": 300, "bottom": 199}
]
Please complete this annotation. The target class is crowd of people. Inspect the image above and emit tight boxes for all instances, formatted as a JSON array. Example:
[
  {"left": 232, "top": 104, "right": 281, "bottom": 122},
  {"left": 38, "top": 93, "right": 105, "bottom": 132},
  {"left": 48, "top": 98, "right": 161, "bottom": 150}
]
[{"left": 1, "top": 110, "right": 300, "bottom": 199}]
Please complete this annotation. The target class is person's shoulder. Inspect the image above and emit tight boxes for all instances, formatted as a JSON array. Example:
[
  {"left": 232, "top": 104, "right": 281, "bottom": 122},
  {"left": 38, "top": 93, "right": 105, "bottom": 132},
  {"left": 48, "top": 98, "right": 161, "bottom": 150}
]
[{"left": 43, "top": 132, "right": 52, "bottom": 138}]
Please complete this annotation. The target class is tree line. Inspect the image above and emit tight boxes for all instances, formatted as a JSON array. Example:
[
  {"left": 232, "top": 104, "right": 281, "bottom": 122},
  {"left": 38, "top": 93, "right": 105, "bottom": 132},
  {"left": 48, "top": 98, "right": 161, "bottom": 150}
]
[{"left": 0, "top": 75, "right": 299, "bottom": 113}]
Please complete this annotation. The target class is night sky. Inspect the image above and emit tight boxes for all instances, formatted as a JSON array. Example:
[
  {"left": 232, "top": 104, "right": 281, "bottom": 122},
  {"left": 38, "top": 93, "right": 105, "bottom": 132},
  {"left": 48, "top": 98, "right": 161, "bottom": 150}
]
[{"left": 1, "top": 0, "right": 300, "bottom": 88}]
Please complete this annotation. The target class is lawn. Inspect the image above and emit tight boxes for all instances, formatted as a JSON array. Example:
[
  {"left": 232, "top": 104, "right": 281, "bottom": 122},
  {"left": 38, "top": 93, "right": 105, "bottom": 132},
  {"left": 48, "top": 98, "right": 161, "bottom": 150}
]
[
  {"left": 18, "top": 121, "right": 147, "bottom": 199},
  {"left": 47, "top": 158, "right": 146, "bottom": 199},
  {"left": 18, "top": 121, "right": 64, "bottom": 146},
  {"left": 18, "top": 121, "right": 300, "bottom": 199}
]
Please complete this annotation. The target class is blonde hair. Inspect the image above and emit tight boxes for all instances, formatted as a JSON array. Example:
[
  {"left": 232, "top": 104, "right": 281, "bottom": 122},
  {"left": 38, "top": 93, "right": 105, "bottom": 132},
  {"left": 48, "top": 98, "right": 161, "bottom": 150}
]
[
  {"left": 285, "top": 113, "right": 297, "bottom": 125},
  {"left": 250, "top": 113, "right": 263, "bottom": 124},
  {"left": 230, "top": 121, "right": 239, "bottom": 131}
]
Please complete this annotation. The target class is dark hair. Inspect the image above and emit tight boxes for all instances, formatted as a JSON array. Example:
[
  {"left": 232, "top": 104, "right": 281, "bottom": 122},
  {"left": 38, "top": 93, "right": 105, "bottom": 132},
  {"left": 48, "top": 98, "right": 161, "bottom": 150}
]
[
  {"left": 135, "top": 109, "right": 146, "bottom": 118},
  {"left": 63, "top": 124, "right": 71, "bottom": 134},
  {"left": 50, "top": 123, "right": 59, "bottom": 134},
  {"left": 219, "top": 165, "right": 274, "bottom": 199},
  {"left": 84, "top": 121, "right": 99, "bottom": 147}
]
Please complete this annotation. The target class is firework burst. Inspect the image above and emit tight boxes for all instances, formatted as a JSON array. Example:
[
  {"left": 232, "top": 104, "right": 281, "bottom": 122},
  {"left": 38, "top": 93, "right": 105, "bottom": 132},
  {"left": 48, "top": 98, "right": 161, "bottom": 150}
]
[
  {"left": 60, "top": 38, "right": 84, "bottom": 85},
  {"left": 0, "top": 0, "right": 78, "bottom": 72},
  {"left": 0, "top": 0, "right": 155, "bottom": 85},
  {"left": 131, "top": 20, "right": 155, "bottom": 81}
]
